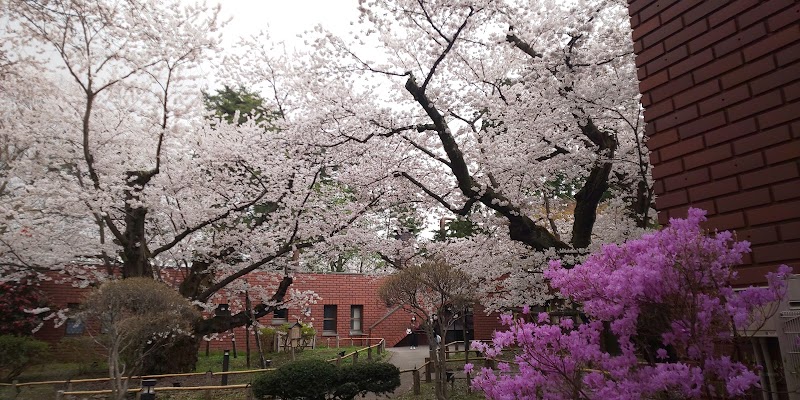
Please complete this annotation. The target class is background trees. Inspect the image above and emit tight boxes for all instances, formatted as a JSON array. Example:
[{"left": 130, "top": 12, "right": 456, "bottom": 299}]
[
  {"left": 0, "top": 0, "right": 378, "bottom": 371},
  {"left": 379, "top": 261, "right": 475, "bottom": 400},
  {"left": 2, "top": 0, "right": 658, "bottom": 373},
  {"left": 276, "top": 0, "right": 654, "bottom": 309}
]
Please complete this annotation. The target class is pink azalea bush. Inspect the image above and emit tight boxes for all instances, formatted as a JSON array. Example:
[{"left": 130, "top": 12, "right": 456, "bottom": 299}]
[{"left": 469, "top": 209, "right": 791, "bottom": 399}]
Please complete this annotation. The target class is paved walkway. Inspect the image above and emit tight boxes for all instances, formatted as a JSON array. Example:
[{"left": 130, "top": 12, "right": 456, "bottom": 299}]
[{"left": 364, "top": 345, "right": 431, "bottom": 399}]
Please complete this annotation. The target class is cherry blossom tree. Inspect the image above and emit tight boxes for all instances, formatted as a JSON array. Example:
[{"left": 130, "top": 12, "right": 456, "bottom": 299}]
[
  {"left": 1, "top": 0, "right": 659, "bottom": 369},
  {"left": 0, "top": 0, "right": 380, "bottom": 363},
  {"left": 379, "top": 261, "right": 476, "bottom": 400},
  {"left": 245, "top": 0, "right": 654, "bottom": 308}
]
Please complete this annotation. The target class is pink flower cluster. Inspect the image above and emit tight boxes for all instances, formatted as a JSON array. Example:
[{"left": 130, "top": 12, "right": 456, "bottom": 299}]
[{"left": 469, "top": 209, "right": 791, "bottom": 399}]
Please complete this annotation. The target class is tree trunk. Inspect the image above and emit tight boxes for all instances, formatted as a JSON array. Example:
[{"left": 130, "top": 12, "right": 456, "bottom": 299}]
[
  {"left": 140, "top": 276, "right": 293, "bottom": 373},
  {"left": 121, "top": 171, "right": 154, "bottom": 278},
  {"left": 141, "top": 334, "right": 200, "bottom": 375}
]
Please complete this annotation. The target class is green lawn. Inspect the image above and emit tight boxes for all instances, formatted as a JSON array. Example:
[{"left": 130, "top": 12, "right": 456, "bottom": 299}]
[{"left": 1, "top": 345, "right": 390, "bottom": 400}]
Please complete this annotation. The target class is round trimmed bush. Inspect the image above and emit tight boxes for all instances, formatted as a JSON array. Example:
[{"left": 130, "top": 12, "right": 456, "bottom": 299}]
[{"left": 252, "top": 359, "right": 337, "bottom": 400}]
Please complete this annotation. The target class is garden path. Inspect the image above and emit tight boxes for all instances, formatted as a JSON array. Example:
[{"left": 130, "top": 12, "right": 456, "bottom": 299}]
[{"left": 363, "top": 345, "right": 430, "bottom": 399}]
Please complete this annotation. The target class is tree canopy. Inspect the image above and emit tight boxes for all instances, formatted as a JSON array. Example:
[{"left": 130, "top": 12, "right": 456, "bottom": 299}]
[{"left": 1, "top": 0, "right": 653, "bottom": 336}]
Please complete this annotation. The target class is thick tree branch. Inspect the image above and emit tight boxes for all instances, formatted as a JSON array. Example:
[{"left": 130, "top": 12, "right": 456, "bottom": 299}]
[
  {"left": 404, "top": 76, "right": 567, "bottom": 251},
  {"left": 570, "top": 119, "right": 616, "bottom": 248}
]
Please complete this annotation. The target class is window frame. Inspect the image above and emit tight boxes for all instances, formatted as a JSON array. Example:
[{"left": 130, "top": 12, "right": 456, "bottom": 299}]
[
  {"left": 350, "top": 305, "right": 363, "bottom": 335},
  {"left": 323, "top": 305, "right": 337, "bottom": 336},
  {"left": 64, "top": 303, "right": 85, "bottom": 336},
  {"left": 272, "top": 308, "right": 288, "bottom": 325}
]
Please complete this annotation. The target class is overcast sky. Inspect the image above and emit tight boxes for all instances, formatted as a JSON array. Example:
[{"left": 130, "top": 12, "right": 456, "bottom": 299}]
[{"left": 213, "top": 0, "right": 362, "bottom": 46}]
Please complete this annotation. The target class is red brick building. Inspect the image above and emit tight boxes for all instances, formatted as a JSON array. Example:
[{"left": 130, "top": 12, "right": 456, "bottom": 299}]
[
  {"left": 627, "top": 1, "right": 799, "bottom": 397},
  {"left": 628, "top": 0, "right": 799, "bottom": 282},
  {"left": 32, "top": 270, "right": 504, "bottom": 352}
]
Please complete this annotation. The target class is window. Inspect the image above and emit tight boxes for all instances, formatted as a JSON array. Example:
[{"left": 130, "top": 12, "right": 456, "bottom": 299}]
[
  {"left": 350, "top": 305, "right": 363, "bottom": 335},
  {"left": 65, "top": 303, "right": 85, "bottom": 335},
  {"left": 272, "top": 308, "right": 288, "bottom": 325},
  {"left": 323, "top": 305, "right": 337, "bottom": 335}
]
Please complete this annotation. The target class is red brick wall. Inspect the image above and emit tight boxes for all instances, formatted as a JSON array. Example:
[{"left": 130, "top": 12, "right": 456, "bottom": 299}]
[
  {"left": 472, "top": 304, "right": 503, "bottom": 342},
  {"left": 629, "top": 0, "right": 800, "bottom": 284},
  {"left": 32, "top": 271, "right": 450, "bottom": 351}
]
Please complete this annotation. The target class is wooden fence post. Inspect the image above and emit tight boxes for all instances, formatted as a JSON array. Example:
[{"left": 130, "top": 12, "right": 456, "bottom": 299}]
[
  {"left": 424, "top": 358, "right": 432, "bottom": 383},
  {"left": 412, "top": 369, "right": 421, "bottom": 395},
  {"left": 205, "top": 371, "right": 213, "bottom": 400},
  {"left": 353, "top": 350, "right": 359, "bottom": 364},
  {"left": 367, "top": 345, "right": 373, "bottom": 360}
]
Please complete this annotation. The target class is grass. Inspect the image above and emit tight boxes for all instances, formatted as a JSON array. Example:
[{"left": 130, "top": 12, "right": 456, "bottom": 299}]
[
  {"left": 196, "top": 345, "right": 389, "bottom": 372},
  {"left": 1, "top": 345, "right": 390, "bottom": 400},
  {"left": 395, "top": 378, "right": 485, "bottom": 400}
]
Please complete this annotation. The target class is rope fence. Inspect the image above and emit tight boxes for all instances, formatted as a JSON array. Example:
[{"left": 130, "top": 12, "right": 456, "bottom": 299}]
[{"left": 4, "top": 337, "right": 387, "bottom": 399}]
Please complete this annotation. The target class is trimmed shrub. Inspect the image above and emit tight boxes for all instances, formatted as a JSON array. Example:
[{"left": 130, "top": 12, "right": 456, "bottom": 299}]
[
  {"left": 252, "top": 359, "right": 337, "bottom": 400},
  {"left": 252, "top": 360, "right": 401, "bottom": 400},
  {"left": 259, "top": 326, "right": 277, "bottom": 353},
  {"left": 339, "top": 362, "right": 401, "bottom": 398},
  {"left": 0, "top": 335, "right": 48, "bottom": 382}
]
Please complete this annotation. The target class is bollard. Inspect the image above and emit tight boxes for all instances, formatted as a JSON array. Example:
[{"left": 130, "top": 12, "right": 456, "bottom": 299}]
[
  {"left": 140, "top": 379, "right": 157, "bottom": 400},
  {"left": 222, "top": 350, "right": 230, "bottom": 386},
  {"left": 424, "top": 358, "right": 432, "bottom": 383},
  {"left": 412, "top": 369, "right": 421, "bottom": 395}
]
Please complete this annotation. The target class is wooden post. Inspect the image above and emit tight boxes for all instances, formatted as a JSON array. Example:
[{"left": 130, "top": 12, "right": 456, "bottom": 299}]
[
  {"left": 205, "top": 371, "right": 213, "bottom": 400},
  {"left": 353, "top": 350, "right": 359, "bottom": 364},
  {"left": 367, "top": 344, "right": 372, "bottom": 360},
  {"left": 465, "top": 331, "right": 472, "bottom": 394},
  {"left": 247, "top": 385, "right": 255, "bottom": 400},
  {"left": 336, "top": 355, "right": 341, "bottom": 366},
  {"left": 412, "top": 369, "right": 421, "bottom": 395},
  {"left": 424, "top": 358, "right": 432, "bottom": 383},
  {"left": 56, "top": 390, "right": 64, "bottom": 400}
]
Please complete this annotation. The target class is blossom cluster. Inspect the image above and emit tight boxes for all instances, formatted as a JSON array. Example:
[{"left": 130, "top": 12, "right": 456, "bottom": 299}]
[{"left": 470, "top": 208, "right": 791, "bottom": 399}]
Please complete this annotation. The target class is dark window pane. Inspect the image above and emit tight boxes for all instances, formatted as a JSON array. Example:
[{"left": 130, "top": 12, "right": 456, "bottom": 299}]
[{"left": 323, "top": 305, "right": 337, "bottom": 333}]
